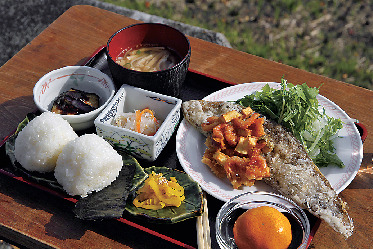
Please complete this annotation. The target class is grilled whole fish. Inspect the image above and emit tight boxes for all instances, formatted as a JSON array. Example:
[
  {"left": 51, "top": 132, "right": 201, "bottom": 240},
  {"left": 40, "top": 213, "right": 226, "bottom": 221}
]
[{"left": 182, "top": 100, "right": 353, "bottom": 238}]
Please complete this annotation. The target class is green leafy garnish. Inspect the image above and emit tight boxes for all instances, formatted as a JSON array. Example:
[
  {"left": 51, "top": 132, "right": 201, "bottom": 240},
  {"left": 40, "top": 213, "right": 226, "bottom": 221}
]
[{"left": 236, "top": 78, "right": 344, "bottom": 168}]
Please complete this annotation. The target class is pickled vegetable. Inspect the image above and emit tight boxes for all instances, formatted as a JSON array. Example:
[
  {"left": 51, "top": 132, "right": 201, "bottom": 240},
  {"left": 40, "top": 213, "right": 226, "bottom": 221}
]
[
  {"left": 113, "top": 108, "right": 161, "bottom": 136},
  {"left": 133, "top": 171, "right": 185, "bottom": 210}
]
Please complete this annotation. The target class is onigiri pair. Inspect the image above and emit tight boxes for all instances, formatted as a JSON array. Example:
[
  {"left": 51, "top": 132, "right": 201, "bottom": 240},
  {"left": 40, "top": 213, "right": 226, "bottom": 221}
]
[{"left": 14, "top": 112, "right": 123, "bottom": 197}]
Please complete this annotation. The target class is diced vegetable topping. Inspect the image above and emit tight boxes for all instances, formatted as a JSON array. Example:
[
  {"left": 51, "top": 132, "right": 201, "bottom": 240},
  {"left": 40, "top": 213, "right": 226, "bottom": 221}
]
[{"left": 201, "top": 107, "right": 272, "bottom": 189}]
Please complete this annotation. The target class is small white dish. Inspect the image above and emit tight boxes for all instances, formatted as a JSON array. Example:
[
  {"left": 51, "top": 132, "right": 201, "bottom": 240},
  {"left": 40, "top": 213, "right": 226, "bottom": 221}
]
[
  {"left": 33, "top": 66, "right": 116, "bottom": 130},
  {"left": 94, "top": 84, "right": 182, "bottom": 161}
]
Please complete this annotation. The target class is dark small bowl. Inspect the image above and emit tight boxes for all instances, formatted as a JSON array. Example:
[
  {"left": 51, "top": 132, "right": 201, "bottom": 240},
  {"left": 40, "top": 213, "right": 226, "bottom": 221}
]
[{"left": 107, "top": 23, "right": 191, "bottom": 97}]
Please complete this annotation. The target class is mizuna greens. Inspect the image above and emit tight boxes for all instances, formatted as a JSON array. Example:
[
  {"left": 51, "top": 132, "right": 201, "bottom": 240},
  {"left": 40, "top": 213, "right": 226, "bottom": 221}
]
[{"left": 236, "top": 78, "right": 344, "bottom": 168}]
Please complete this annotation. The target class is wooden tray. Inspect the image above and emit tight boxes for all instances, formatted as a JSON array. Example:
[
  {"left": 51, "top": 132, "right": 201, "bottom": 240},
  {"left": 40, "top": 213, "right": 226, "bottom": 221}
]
[{"left": 0, "top": 46, "right": 366, "bottom": 249}]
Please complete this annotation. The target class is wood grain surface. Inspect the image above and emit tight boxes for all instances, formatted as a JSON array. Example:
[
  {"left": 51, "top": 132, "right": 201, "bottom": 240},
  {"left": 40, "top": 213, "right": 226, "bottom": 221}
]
[{"left": 0, "top": 5, "right": 371, "bottom": 249}]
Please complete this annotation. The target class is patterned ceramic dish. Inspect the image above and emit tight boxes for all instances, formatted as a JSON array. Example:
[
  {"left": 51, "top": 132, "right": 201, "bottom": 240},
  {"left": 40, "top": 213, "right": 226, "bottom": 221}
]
[
  {"left": 94, "top": 84, "right": 182, "bottom": 161},
  {"left": 33, "top": 66, "right": 116, "bottom": 130}
]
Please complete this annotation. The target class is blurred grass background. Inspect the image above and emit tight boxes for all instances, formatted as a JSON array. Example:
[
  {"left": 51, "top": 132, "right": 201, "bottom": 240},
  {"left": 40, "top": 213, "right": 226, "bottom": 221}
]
[{"left": 101, "top": 0, "right": 372, "bottom": 90}]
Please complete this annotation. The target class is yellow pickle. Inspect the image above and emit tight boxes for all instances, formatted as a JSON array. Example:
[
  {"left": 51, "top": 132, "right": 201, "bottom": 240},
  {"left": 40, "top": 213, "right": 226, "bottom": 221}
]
[{"left": 133, "top": 171, "right": 185, "bottom": 210}]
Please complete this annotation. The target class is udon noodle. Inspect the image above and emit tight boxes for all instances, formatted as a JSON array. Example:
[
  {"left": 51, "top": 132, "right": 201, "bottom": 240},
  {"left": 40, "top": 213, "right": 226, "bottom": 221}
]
[{"left": 116, "top": 46, "right": 179, "bottom": 72}]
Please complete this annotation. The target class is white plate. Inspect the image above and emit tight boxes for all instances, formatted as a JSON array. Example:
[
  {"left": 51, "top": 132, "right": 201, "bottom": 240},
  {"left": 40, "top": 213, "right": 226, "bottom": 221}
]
[{"left": 176, "top": 82, "right": 363, "bottom": 202}]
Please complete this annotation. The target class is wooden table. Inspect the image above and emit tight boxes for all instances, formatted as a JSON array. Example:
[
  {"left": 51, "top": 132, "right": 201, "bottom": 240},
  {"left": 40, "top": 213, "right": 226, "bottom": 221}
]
[{"left": 0, "top": 5, "right": 371, "bottom": 249}]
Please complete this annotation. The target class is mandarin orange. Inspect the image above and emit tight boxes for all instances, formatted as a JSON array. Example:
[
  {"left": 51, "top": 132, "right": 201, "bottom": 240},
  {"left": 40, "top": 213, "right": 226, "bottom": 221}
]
[{"left": 233, "top": 206, "right": 292, "bottom": 249}]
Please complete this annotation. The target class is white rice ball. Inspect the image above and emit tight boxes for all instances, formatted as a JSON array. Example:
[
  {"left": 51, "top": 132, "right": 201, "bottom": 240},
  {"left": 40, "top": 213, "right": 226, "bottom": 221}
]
[
  {"left": 54, "top": 134, "right": 123, "bottom": 197},
  {"left": 14, "top": 112, "right": 78, "bottom": 172}
]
